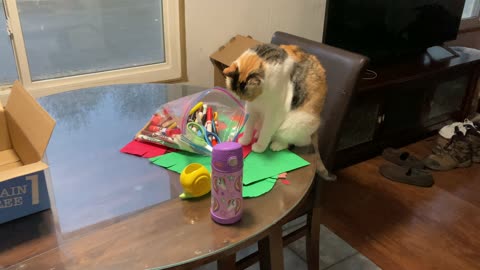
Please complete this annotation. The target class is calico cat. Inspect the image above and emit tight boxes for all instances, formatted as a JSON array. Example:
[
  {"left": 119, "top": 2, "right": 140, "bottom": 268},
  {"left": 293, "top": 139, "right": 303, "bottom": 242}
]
[{"left": 223, "top": 43, "right": 327, "bottom": 155}]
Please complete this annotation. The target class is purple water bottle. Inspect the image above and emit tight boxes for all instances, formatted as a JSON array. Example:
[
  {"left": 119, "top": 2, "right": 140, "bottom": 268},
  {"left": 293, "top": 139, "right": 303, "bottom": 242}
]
[{"left": 210, "top": 142, "right": 243, "bottom": 224}]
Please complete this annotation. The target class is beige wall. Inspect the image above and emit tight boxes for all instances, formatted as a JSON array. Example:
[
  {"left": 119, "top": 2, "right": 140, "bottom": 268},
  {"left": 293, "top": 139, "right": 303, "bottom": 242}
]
[{"left": 184, "top": 0, "right": 326, "bottom": 88}]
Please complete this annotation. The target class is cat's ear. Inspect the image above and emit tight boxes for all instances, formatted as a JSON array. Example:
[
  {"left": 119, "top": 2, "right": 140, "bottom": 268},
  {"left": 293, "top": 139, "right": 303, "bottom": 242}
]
[{"left": 223, "top": 63, "right": 238, "bottom": 77}]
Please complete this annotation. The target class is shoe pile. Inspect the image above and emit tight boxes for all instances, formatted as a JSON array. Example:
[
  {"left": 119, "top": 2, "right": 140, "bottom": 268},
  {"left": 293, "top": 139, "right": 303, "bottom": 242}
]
[
  {"left": 379, "top": 119, "right": 480, "bottom": 187},
  {"left": 425, "top": 119, "right": 480, "bottom": 170}
]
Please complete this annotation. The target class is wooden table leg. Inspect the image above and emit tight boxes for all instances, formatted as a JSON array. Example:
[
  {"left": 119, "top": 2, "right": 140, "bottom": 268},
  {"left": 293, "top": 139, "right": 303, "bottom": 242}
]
[
  {"left": 258, "top": 226, "right": 284, "bottom": 270},
  {"left": 217, "top": 253, "right": 236, "bottom": 270},
  {"left": 306, "top": 172, "right": 324, "bottom": 270},
  {"left": 306, "top": 207, "right": 321, "bottom": 270}
]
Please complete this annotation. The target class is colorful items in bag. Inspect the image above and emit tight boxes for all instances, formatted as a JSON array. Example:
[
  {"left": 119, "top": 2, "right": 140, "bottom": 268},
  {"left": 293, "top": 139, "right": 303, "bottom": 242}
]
[
  {"left": 136, "top": 112, "right": 180, "bottom": 149},
  {"left": 135, "top": 88, "right": 247, "bottom": 155}
]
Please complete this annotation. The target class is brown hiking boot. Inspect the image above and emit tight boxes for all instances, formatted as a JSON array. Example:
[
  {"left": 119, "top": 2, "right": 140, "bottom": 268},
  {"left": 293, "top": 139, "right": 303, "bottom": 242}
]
[
  {"left": 424, "top": 130, "right": 472, "bottom": 171},
  {"left": 432, "top": 120, "right": 477, "bottom": 155},
  {"left": 432, "top": 135, "right": 448, "bottom": 155},
  {"left": 465, "top": 124, "right": 480, "bottom": 163}
]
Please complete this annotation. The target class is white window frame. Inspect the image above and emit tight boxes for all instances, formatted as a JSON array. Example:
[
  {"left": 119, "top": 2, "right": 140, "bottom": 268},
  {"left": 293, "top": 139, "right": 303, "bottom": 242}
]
[
  {"left": 1, "top": 0, "right": 182, "bottom": 98},
  {"left": 461, "top": 0, "right": 480, "bottom": 32},
  {"left": 467, "top": 0, "right": 480, "bottom": 18}
]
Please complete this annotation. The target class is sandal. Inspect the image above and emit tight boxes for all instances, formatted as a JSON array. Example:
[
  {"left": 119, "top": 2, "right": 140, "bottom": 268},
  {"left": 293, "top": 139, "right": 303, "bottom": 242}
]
[
  {"left": 382, "top": 148, "right": 424, "bottom": 169},
  {"left": 379, "top": 164, "right": 434, "bottom": 187}
]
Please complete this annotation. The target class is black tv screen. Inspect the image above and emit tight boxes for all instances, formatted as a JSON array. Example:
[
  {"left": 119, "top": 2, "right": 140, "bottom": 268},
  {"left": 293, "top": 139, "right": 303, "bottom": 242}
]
[{"left": 324, "top": 0, "right": 466, "bottom": 64}]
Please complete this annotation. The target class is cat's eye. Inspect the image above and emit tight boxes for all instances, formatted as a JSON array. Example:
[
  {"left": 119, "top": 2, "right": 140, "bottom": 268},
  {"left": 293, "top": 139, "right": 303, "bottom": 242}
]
[
  {"left": 246, "top": 69, "right": 264, "bottom": 82},
  {"left": 246, "top": 73, "right": 258, "bottom": 81}
]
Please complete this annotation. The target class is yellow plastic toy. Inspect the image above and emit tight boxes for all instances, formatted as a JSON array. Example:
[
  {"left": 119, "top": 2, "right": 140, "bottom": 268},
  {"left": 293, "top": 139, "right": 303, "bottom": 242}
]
[{"left": 179, "top": 163, "right": 211, "bottom": 199}]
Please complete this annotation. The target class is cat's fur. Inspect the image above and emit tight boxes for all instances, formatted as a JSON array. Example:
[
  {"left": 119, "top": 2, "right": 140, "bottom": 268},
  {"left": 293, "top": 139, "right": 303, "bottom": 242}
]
[{"left": 223, "top": 43, "right": 327, "bottom": 154}]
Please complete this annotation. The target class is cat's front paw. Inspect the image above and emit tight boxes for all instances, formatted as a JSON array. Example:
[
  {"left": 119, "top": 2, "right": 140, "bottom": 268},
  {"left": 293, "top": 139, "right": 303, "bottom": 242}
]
[
  {"left": 238, "top": 135, "right": 252, "bottom": 146},
  {"left": 270, "top": 141, "right": 288, "bottom": 152},
  {"left": 252, "top": 142, "right": 268, "bottom": 153}
]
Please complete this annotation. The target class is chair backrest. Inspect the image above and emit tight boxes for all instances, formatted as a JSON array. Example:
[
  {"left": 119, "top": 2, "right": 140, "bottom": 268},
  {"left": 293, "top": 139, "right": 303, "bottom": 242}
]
[{"left": 271, "top": 31, "right": 369, "bottom": 171}]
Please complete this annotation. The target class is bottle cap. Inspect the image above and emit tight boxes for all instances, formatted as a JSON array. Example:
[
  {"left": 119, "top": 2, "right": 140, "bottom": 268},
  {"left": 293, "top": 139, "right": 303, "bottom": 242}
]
[{"left": 211, "top": 142, "right": 243, "bottom": 172}]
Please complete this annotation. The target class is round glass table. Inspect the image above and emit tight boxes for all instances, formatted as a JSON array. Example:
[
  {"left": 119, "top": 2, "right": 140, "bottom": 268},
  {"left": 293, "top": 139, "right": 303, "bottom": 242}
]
[{"left": 0, "top": 84, "right": 316, "bottom": 269}]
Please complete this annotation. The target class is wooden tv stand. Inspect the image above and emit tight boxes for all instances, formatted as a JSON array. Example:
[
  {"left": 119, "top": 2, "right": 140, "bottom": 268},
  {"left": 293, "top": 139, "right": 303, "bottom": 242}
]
[{"left": 335, "top": 46, "right": 480, "bottom": 169}]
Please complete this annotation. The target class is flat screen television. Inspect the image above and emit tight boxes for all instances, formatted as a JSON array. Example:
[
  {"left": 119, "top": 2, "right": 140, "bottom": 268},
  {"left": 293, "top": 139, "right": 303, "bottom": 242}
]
[{"left": 323, "top": 0, "right": 466, "bottom": 64}]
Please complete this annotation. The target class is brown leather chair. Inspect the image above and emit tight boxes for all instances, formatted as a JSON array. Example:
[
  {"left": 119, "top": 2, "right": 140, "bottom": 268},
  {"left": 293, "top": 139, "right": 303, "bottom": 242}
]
[
  {"left": 270, "top": 31, "right": 368, "bottom": 270},
  {"left": 227, "top": 32, "right": 368, "bottom": 270},
  {"left": 250, "top": 32, "right": 368, "bottom": 270}
]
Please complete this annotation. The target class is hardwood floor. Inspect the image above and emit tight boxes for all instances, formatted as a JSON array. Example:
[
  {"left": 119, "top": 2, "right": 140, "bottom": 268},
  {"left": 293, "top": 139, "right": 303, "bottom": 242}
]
[{"left": 322, "top": 138, "right": 480, "bottom": 270}]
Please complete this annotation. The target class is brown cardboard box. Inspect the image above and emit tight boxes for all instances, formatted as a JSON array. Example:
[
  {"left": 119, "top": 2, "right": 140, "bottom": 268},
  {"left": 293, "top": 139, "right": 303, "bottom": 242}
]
[
  {"left": 0, "top": 81, "right": 56, "bottom": 223},
  {"left": 210, "top": 35, "right": 262, "bottom": 88}
]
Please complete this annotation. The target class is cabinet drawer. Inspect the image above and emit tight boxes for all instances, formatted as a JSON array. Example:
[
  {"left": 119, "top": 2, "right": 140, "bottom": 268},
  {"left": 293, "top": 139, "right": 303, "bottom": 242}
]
[
  {"left": 337, "top": 97, "right": 381, "bottom": 151},
  {"left": 426, "top": 74, "right": 469, "bottom": 122}
]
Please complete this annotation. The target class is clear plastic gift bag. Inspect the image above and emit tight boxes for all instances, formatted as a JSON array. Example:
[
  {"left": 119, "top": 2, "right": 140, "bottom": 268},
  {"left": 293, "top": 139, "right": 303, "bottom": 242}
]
[{"left": 135, "top": 87, "right": 247, "bottom": 155}]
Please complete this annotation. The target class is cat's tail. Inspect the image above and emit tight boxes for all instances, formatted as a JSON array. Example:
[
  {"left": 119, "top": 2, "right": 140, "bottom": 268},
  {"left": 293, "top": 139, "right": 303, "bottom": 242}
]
[{"left": 273, "top": 110, "right": 320, "bottom": 147}]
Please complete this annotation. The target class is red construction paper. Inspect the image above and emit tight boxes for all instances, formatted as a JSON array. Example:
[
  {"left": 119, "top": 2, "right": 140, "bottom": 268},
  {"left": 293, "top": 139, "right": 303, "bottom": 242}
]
[
  {"left": 120, "top": 140, "right": 174, "bottom": 158},
  {"left": 242, "top": 144, "right": 252, "bottom": 159},
  {"left": 236, "top": 132, "right": 255, "bottom": 159},
  {"left": 281, "top": 179, "right": 291, "bottom": 185}
]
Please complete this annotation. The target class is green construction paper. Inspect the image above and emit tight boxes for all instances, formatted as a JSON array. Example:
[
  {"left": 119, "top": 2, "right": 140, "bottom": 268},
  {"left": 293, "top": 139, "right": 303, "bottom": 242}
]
[
  {"left": 150, "top": 152, "right": 211, "bottom": 174},
  {"left": 149, "top": 155, "right": 176, "bottom": 168},
  {"left": 243, "top": 149, "right": 310, "bottom": 185},
  {"left": 151, "top": 151, "right": 279, "bottom": 198},
  {"left": 150, "top": 148, "right": 309, "bottom": 186},
  {"left": 242, "top": 177, "right": 277, "bottom": 198}
]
